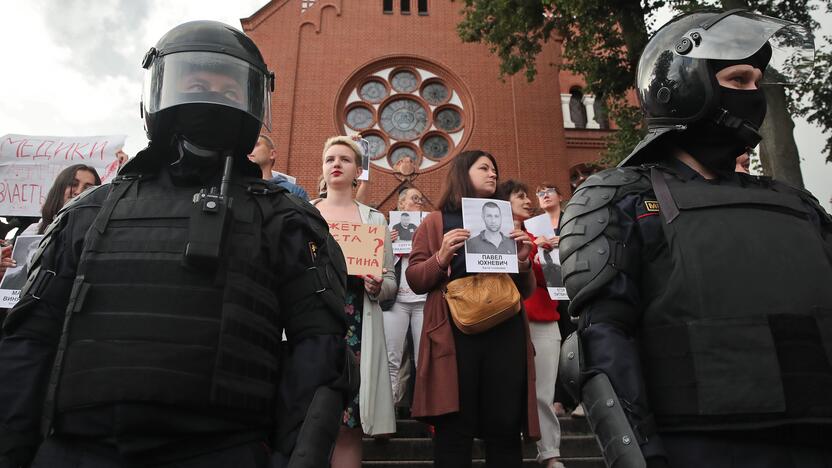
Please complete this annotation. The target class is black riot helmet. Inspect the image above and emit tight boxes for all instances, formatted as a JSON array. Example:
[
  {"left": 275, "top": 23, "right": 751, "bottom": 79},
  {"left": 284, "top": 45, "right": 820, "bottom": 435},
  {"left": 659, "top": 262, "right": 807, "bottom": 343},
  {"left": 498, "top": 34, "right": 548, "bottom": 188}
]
[
  {"left": 620, "top": 9, "right": 814, "bottom": 166},
  {"left": 140, "top": 20, "right": 275, "bottom": 162}
]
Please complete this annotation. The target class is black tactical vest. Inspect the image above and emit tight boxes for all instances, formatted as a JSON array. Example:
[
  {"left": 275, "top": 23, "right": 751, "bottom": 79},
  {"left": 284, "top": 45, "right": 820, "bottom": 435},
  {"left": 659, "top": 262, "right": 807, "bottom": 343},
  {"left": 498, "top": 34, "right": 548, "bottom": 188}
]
[
  {"left": 48, "top": 169, "right": 284, "bottom": 422},
  {"left": 641, "top": 168, "right": 832, "bottom": 430}
]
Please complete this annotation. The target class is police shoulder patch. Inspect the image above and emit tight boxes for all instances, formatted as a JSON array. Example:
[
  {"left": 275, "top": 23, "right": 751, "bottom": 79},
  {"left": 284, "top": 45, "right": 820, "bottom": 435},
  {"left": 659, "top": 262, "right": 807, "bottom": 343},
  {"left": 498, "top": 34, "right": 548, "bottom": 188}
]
[{"left": 644, "top": 200, "right": 660, "bottom": 212}]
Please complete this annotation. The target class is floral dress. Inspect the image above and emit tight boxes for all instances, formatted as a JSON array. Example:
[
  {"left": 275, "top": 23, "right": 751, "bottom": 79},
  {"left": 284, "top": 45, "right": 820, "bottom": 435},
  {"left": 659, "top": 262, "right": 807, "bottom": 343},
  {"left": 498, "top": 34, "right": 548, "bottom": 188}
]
[{"left": 342, "top": 276, "right": 364, "bottom": 428}]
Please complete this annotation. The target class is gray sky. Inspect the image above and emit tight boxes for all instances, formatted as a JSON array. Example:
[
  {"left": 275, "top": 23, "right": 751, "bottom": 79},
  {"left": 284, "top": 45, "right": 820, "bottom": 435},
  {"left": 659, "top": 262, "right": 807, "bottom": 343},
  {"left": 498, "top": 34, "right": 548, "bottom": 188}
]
[{"left": 0, "top": 1, "right": 829, "bottom": 210}]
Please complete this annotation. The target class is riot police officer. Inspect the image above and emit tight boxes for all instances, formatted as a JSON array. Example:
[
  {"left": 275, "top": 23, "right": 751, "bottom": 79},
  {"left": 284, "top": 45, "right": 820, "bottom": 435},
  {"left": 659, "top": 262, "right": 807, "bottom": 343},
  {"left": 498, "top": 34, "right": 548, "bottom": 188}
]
[
  {"left": 0, "top": 21, "right": 352, "bottom": 468},
  {"left": 559, "top": 9, "right": 832, "bottom": 468}
]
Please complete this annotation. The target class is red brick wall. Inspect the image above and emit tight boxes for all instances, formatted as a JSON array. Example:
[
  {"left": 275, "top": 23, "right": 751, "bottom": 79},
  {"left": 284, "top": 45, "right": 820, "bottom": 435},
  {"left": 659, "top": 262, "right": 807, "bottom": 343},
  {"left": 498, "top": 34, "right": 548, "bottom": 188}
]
[{"left": 242, "top": 0, "right": 609, "bottom": 210}]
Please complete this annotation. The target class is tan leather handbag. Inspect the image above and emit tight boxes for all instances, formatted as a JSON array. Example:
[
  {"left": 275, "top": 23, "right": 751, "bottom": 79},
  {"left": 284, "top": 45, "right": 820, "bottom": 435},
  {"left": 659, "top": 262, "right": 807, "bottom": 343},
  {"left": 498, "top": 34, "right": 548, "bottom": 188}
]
[{"left": 444, "top": 273, "right": 522, "bottom": 334}]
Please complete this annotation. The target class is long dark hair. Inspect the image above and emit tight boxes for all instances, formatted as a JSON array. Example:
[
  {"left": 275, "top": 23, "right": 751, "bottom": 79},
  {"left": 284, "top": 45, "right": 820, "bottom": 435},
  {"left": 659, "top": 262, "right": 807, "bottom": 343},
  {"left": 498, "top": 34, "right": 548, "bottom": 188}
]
[
  {"left": 437, "top": 150, "right": 499, "bottom": 212},
  {"left": 38, "top": 165, "right": 101, "bottom": 233}
]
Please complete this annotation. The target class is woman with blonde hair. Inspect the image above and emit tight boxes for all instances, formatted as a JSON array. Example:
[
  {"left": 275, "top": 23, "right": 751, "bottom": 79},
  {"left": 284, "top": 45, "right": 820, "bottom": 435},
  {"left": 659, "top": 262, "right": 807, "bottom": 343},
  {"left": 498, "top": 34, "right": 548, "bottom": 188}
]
[{"left": 312, "top": 136, "right": 396, "bottom": 467}]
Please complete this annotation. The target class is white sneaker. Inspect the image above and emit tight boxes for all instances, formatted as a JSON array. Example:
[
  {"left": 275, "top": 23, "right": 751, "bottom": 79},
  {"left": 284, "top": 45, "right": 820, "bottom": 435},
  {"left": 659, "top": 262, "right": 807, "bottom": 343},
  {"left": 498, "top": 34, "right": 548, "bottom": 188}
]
[{"left": 571, "top": 404, "right": 585, "bottom": 418}]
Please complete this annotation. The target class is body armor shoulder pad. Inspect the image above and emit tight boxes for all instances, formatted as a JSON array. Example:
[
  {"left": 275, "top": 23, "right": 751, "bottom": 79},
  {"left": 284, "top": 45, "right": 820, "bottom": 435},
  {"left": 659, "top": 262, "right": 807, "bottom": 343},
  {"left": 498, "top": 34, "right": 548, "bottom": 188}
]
[
  {"left": 560, "top": 167, "right": 650, "bottom": 317},
  {"left": 770, "top": 179, "right": 832, "bottom": 227},
  {"left": 6, "top": 185, "right": 110, "bottom": 330}
]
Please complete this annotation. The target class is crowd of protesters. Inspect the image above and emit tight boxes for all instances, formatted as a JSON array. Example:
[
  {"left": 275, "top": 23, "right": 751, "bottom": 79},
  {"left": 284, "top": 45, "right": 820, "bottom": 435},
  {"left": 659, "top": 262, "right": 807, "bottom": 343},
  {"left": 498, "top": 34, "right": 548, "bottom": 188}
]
[{"left": 0, "top": 127, "right": 772, "bottom": 468}]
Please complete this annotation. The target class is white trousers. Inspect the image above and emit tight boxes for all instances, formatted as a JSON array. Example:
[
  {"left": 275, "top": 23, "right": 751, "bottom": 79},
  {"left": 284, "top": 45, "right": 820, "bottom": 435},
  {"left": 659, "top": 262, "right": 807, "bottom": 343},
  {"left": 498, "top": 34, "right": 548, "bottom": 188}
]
[
  {"left": 383, "top": 300, "right": 425, "bottom": 402},
  {"left": 530, "top": 320, "right": 562, "bottom": 461}
]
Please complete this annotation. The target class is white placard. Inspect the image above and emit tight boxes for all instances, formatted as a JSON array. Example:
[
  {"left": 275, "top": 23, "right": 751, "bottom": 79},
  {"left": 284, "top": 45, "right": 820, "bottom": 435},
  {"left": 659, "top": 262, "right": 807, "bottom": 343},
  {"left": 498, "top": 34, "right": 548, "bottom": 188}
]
[
  {"left": 0, "top": 134, "right": 126, "bottom": 216},
  {"left": 462, "top": 198, "right": 517, "bottom": 273},
  {"left": 357, "top": 138, "right": 370, "bottom": 181},
  {"left": 0, "top": 235, "right": 44, "bottom": 307},
  {"left": 389, "top": 210, "right": 424, "bottom": 254},
  {"left": 538, "top": 247, "right": 569, "bottom": 300},
  {"left": 524, "top": 213, "right": 556, "bottom": 239}
]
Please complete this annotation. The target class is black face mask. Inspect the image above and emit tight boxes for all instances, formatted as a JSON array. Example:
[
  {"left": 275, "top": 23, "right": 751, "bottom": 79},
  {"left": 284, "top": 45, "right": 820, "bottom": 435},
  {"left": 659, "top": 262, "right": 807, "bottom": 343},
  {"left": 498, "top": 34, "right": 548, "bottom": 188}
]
[
  {"left": 172, "top": 98, "right": 244, "bottom": 152},
  {"left": 677, "top": 86, "right": 767, "bottom": 174}
]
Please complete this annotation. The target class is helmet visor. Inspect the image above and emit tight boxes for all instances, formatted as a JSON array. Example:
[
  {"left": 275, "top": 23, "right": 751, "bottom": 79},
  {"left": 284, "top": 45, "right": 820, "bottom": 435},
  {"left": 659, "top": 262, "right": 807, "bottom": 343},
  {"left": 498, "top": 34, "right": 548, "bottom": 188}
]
[
  {"left": 680, "top": 11, "right": 814, "bottom": 85},
  {"left": 143, "top": 51, "right": 272, "bottom": 130}
]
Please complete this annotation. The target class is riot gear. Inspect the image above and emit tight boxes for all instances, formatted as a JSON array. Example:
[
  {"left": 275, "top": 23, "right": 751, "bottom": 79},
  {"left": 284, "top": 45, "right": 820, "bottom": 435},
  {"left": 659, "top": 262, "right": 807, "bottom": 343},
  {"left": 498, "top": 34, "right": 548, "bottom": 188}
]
[
  {"left": 0, "top": 21, "right": 349, "bottom": 468},
  {"left": 141, "top": 21, "right": 275, "bottom": 166},
  {"left": 622, "top": 9, "right": 814, "bottom": 166},
  {"left": 561, "top": 10, "right": 832, "bottom": 467}
]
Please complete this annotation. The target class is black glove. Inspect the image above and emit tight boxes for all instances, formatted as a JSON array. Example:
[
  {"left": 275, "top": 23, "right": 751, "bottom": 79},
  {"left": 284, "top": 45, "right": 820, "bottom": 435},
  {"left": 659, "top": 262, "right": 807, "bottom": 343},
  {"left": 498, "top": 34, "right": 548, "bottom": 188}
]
[{"left": 646, "top": 456, "right": 670, "bottom": 468}]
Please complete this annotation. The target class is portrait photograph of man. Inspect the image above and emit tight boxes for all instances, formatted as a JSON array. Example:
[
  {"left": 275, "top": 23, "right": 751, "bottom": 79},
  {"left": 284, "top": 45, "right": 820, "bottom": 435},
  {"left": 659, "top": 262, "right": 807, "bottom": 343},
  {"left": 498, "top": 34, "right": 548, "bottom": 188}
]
[
  {"left": 389, "top": 210, "right": 423, "bottom": 254},
  {"left": 0, "top": 235, "right": 43, "bottom": 304},
  {"left": 461, "top": 197, "right": 517, "bottom": 273}
]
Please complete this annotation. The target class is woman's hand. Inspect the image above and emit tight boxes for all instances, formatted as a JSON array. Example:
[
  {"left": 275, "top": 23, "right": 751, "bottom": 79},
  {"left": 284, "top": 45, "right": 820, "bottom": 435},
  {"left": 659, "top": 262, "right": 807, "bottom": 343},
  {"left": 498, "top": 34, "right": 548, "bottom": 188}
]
[
  {"left": 389, "top": 229, "right": 399, "bottom": 242},
  {"left": 510, "top": 229, "right": 533, "bottom": 263},
  {"left": 361, "top": 274, "right": 383, "bottom": 296},
  {"left": 534, "top": 236, "right": 552, "bottom": 251},
  {"left": 0, "top": 245, "right": 15, "bottom": 278},
  {"left": 549, "top": 235, "right": 560, "bottom": 248},
  {"left": 437, "top": 228, "right": 470, "bottom": 268}
]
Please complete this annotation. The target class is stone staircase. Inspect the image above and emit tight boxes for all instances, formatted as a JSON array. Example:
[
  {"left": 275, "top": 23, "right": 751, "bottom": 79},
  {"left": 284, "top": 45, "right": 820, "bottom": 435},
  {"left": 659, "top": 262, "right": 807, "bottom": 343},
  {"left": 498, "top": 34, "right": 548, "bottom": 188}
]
[{"left": 362, "top": 416, "right": 604, "bottom": 467}]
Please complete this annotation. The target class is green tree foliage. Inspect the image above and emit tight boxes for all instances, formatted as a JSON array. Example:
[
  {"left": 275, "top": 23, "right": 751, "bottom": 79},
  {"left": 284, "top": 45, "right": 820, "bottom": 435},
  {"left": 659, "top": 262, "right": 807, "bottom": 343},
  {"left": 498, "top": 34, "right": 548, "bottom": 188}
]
[{"left": 456, "top": 0, "right": 832, "bottom": 164}]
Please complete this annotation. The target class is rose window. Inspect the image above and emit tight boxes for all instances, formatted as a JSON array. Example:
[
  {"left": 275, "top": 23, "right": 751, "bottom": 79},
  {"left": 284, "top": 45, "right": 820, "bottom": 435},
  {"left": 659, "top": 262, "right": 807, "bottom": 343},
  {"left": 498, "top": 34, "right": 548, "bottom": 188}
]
[
  {"left": 339, "top": 60, "right": 470, "bottom": 172},
  {"left": 380, "top": 98, "right": 429, "bottom": 141},
  {"left": 346, "top": 105, "right": 374, "bottom": 131}
]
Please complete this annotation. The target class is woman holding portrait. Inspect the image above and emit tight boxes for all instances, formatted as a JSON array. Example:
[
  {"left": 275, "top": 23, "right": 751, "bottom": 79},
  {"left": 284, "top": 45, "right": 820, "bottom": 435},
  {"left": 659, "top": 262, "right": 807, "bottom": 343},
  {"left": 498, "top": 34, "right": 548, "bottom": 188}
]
[{"left": 406, "top": 150, "right": 540, "bottom": 468}]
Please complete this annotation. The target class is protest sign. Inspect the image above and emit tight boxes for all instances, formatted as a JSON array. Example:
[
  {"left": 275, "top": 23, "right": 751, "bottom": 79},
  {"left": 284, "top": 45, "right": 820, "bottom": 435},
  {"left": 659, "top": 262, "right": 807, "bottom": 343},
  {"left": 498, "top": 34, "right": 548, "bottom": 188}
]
[
  {"left": 356, "top": 137, "right": 370, "bottom": 181},
  {"left": 462, "top": 197, "right": 517, "bottom": 273},
  {"left": 522, "top": 213, "right": 568, "bottom": 298},
  {"left": 0, "top": 235, "right": 43, "bottom": 308},
  {"left": 389, "top": 211, "right": 424, "bottom": 254},
  {"left": 328, "top": 221, "right": 385, "bottom": 277},
  {"left": 0, "top": 134, "right": 126, "bottom": 216},
  {"left": 539, "top": 247, "right": 568, "bottom": 300},
  {"left": 524, "top": 213, "right": 556, "bottom": 239}
]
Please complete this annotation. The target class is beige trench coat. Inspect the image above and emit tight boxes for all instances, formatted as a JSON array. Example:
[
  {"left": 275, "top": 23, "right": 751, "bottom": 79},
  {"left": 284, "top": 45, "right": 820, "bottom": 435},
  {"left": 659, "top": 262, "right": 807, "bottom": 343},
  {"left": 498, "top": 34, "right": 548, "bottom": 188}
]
[{"left": 312, "top": 199, "right": 397, "bottom": 435}]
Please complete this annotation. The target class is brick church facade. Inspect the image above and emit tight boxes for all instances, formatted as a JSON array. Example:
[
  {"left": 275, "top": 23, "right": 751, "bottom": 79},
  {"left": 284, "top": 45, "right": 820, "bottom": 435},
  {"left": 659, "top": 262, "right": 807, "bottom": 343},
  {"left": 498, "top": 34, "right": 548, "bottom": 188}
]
[{"left": 242, "top": 0, "right": 612, "bottom": 209}]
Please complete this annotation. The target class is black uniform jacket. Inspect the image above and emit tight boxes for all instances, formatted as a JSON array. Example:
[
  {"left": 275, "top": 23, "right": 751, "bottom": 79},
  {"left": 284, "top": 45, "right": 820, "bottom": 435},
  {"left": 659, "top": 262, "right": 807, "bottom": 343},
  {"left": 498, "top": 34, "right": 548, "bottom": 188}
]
[
  {"left": 574, "top": 158, "right": 832, "bottom": 458},
  {"left": 0, "top": 158, "right": 347, "bottom": 466}
]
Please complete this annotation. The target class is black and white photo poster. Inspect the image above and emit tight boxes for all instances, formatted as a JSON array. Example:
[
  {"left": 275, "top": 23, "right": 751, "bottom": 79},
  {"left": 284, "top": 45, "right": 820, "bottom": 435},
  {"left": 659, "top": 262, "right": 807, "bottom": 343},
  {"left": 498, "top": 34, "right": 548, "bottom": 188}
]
[
  {"left": 523, "top": 213, "right": 568, "bottom": 299},
  {"left": 461, "top": 197, "right": 517, "bottom": 273},
  {"left": 0, "top": 235, "right": 43, "bottom": 307},
  {"left": 389, "top": 211, "right": 424, "bottom": 254},
  {"left": 540, "top": 247, "right": 568, "bottom": 300}
]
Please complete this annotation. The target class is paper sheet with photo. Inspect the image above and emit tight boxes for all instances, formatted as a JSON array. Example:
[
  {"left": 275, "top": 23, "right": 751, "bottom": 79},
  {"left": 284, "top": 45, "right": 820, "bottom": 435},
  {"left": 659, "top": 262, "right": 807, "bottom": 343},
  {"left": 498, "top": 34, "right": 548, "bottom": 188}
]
[
  {"left": 0, "top": 235, "right": 44, "bottom": 307},
  {"left": 389, "top": 211, "right": 424, "bottom": 254},
  {"left": 461, "top": 197, "right": 517, "bottom": 273},
  {"left": 539, "top": 247, "right": 569, "bottom": 300},
  {"left": 524, "top": 214, "right": 568, "bottom": 300},
  {"left": 356, "top": 138, "right": 370, "bottom": 181}
]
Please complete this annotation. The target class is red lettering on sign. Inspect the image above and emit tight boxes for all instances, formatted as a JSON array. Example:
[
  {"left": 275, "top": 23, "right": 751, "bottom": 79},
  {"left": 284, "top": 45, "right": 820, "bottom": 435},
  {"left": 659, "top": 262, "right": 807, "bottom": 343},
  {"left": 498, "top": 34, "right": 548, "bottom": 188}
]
[
  {"left": 90, "top": 140, "right": 108, "bottom": 160},
  {"left": 346, "top": 257, "right": 380, "bottom": 267},
  {"left": 34, "top": 140, "right": 55, "bottom": 159},
  {"left": 16, "top": 140, "right": 33, "bottom": 159}
]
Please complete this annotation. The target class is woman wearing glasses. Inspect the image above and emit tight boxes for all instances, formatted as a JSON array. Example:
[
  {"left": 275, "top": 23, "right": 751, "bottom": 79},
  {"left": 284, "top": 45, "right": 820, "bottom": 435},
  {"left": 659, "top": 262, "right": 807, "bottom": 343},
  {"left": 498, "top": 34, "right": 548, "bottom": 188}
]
[
  {"left": 383, "top": 187, "right": 427, "bottom": 410},
  {"left": 534, "top": 183, "right": 581, "bottom": 418}
]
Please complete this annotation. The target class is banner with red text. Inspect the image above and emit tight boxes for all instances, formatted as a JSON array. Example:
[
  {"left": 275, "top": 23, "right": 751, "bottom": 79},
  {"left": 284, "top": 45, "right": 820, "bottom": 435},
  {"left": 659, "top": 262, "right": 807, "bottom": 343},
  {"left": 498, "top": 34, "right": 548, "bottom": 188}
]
[
  {"left": 328, "top": 221, "right": 385, "bottom": 277},
  {"left": 0, "top": 134, "right": 126, "bottom": 216}
]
